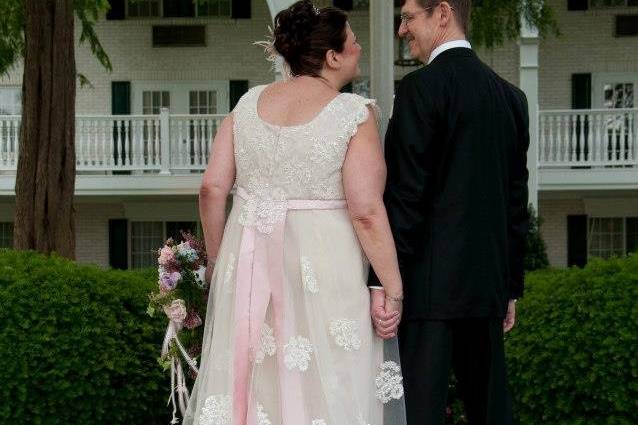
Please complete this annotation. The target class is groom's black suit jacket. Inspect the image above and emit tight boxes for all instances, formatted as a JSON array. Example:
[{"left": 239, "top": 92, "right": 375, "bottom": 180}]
[{"left": 369, "top": 47, "right": 530, "bottom": 320}]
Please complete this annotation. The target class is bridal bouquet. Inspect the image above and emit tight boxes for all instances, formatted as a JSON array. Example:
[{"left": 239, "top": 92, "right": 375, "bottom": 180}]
[{"left": 147, "top": 232, "right": 208, "bottom": 423}]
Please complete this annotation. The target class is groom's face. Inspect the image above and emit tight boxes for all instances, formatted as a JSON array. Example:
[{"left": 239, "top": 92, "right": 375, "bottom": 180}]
[{"left": 398, "top": 0, "right": 442, "bottom": 63}]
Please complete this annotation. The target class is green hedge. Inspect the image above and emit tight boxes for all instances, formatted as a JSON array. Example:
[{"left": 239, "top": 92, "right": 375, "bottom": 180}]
[
  {"left": 0, "top": 249, "right": 169, "bottom": 425},
  {"left": 506, "top": 254, "right": 638, "bottom": 424}
]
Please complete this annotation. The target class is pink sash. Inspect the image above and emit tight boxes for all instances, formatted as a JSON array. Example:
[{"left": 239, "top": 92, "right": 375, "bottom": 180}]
[{"left": 232, "top": 187, "right": 347, "bottom": 425}]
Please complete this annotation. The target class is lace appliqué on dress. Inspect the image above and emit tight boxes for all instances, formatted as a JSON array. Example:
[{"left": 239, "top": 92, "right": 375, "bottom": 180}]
[
  {"left": 254, "top": 323, "right": 277, "bottom": 364},
  {"left": 375, "top": 361, "right": 405, "bottom": 403},
  {"left": 329, "top": 319, "right": 361, "bottom": 352},
  {"left": 312, "top": 420, "right": 327, "bottom": 425},
  {"left": 222, "top": 253, "right": 236, "bottom": 294},
  {"left": 238, "top": 180, "right": 287, "bottom": 234},
  {"left": 199, "top": 394, "right": 232, "bottom": 425},
  {"left": 284, "top": 335, "right": 313, "bottom": 371},
  {"left": 301, "top": 256, "right": 319, "bottom": 294},
  {"left": 256, "top": 403, "right": 272, "bottom": 425}
]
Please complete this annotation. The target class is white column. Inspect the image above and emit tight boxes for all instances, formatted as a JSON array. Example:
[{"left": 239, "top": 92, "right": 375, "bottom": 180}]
[
  {"left": 159, "top": 107, "right": 171, "bottom": 175},
  {"left": 369, "top": 0, "right": 395, "bottom": 137},
  {"left": 519, "top": 10, "right": 540, "bottom": 210}
]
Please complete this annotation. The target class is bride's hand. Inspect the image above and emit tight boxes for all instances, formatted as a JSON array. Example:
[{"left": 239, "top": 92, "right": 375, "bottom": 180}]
[{"left": 370, "top": 290, "right": 402, "bottom": 340}]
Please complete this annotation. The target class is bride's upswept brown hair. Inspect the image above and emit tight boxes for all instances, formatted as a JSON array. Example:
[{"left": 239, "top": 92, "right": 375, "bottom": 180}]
[{"left": 273, "top": 0, "right": 348, "bottom": 78}]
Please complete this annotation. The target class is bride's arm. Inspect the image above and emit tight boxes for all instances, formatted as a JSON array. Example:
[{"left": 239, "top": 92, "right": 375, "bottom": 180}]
[
  {"left": 199, "top": 115, "right": 236, "bottom": 276},
  {"left": 343, "top": 110, "right": 403, "bottom": 306}
]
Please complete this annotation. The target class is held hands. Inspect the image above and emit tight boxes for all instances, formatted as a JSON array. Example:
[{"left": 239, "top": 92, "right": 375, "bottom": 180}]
[{"left": 370, "top": 289, "right": 403, "bottom": 340}]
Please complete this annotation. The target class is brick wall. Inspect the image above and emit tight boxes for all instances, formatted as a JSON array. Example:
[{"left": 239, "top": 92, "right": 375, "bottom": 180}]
[{"left": 539, "top": 0, "right": 638, "bottom": 109}]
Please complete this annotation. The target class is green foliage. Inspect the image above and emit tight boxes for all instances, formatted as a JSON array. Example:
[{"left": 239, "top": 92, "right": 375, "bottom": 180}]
[
  {"left": 506, "top": 255, "right": 638, "bottom": 424},
  {"left": 471, "top": 0, "right": 560, "bottom": 48},
  {"left": 525, "top": 205, "right": 549, "bottom": 272},
  {"left": 0, "top": 0, "right": 112, "bottom": 77},
  {"left": 0, "top": 249, "right": 169, "bottom": 425}
]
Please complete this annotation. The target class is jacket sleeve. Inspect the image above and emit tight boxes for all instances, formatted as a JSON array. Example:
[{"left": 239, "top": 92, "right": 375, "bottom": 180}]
[
  {"left": 367, "top": 75, "right": 436, "bottom": 288},
  {"left": 507, "top": 90, "right": 531, "bottom": 299}
]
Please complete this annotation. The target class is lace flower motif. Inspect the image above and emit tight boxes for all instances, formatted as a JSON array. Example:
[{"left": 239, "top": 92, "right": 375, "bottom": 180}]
[
  {"left": 256, "top": 403, "right": 272, "bottom": 425},
  {"left": 312, "top": 420, "right": 327, "bottom": 425},
  {"left": 223, "top": 253, "right": 236, "bottom": 294},
  {"left": 375, "top": 361, "right": 404, "bottom": 403},
  {"left": 284, "top": 336, "right": 313, "bottom": 371},
  {"left": 238, "top": 180, "right": 287, "bottom": 234},
  {"left": 199, "top": 394, "right": 232, "bottom": 425},
  {"left": 301, "top": 256, "right": 319, "bottom": 294},
  {"left": 254, "top": 323, "right": 277, "bottom": 364},
  {"left": 329, "top": 319, "right": 361, "bottom": 352}
]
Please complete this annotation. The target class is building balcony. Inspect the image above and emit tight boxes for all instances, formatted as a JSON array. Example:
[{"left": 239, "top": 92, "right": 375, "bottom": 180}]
[
  {"left": 0, "top": 109, "right": 224, "bottom": 195},
  {"left": 538, "top": 108, "right": 638, "bottom": 191}
]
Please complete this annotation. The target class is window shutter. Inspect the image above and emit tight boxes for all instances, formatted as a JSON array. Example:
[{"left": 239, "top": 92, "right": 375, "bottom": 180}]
[
  {"left": 231, "top": 0, "right": 251, "bottom": 19},
  {"left": 571, "top": 73, "right": 591, "bottom": 160},
  {"left": 109, "top": 219, "right": 129, "bottom": 269},
  {"left": 106, "top": 0, "right": 126, "bottom": 20},
  {"left": 627, "top": 217, "right": 638, "bottom": 254},
  {"left": 112, "top": 81, "right": 131, "bottom": 114},
  {"left": 567, "top": 215, "right": 588, "bottom": 267},
  {"left": 567, "top": 0, "right": 588, "bottom": 11},
  {"left": 571, "top": 73, "right": 591, "bottom": 109},
  {"left": 111, "top": 82, "right": 131, "bottom": 173},
  {"left": 229, "top": 80, "right": 249, "bottom": 110},
  {"left": 333, "top": 0, "right": 353, "bottom": 10}
]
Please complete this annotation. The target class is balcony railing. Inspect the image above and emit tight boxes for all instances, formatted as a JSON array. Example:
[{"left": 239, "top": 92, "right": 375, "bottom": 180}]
[
  {"left": 0, "top": 108, "right": 224, "bottom": 174},
  {"left": 539, "top": 108, "right": 638, "bottom": 168}
]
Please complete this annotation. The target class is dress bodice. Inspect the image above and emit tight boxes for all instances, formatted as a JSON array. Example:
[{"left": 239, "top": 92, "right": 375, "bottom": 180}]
[{"left": 232, "top": 84, "right": 377, "bottom": 233}]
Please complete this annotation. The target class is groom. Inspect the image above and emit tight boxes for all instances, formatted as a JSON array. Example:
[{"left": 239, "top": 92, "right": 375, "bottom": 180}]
[{"left": 369, "top": 1, "right": 529, "bottom": 424}]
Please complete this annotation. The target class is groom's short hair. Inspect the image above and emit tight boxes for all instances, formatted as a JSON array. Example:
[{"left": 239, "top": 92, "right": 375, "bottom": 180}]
[{"left": 406, "top": 0, "right": 471, "bottom": 35}]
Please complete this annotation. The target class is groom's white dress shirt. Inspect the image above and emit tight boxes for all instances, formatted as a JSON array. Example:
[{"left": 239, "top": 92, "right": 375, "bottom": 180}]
[
  {"left": 428, "top": 39, "right": 472, "bottom": 64},
  {"left": 368, "top": 40, "right": 472, "bottom": 292}
]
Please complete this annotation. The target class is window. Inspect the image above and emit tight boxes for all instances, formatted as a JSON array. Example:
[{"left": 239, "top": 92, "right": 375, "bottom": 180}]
[
  {"left": 189, "top": 91, "right": 217, "bottom": 114},
  {"left": 131, "top": 221, "right": 164, "bottom": 268},
  {"left": 197, "top": 0, "right": 231, "bottom": 16},
  {"left": 152, "top": 25, "right": 206, "bottom": 47},
  {"left": 616, "top": 15, "right": 638, "bottom": 36},
  {"left": 590, "top": 0, "right": 638, "bottom": 7},
  {"left": 0, "top": 223, "right": 13, "bottom": 248},
  {"left": 352, "top": 78, "right": 370, "bottom": 98},
  {"left": 588, "top": 217, "right": 638, "bottom": 259},
  {"left": 127, "top": 0, "right": 160, "bottom": 17},
  {"left": 0, "top": 88, "right": 21, "bottom": 115},
  {"left": 603, "top": 83, "right": 634, "bottom": 108},
  {"left": 130, "top": 221, "right": 200, "bottom": 269},
  {"left": 142, "top": 91, "right": 170, "bottom": 114}
]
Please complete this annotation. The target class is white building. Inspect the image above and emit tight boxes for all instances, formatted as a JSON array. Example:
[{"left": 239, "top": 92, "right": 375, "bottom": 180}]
[{"left": 0, "top": 0, "right": 637, "bottom": 270}]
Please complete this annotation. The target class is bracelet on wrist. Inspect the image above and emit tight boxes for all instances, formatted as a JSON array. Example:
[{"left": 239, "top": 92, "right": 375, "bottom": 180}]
[{"left": 385, "top": 293, "right": 404, "bottom": 303}]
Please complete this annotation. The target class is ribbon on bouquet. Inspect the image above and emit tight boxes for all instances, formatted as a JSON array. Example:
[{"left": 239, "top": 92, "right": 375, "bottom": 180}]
[{"left": 162, "top": 320, "right": 199, "bottom": 424}]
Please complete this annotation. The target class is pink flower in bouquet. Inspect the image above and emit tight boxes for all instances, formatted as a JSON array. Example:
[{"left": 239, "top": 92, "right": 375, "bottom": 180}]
[
  {"left": 159, "top": 270, "right": 182, "bottom": 292},
  {"left": 158, "top": 246, "right": 176, "bottom": 267},
  {"left": 163, "top": 299, "right": 188, "bottom": 324},
  {"left": 184, "top": 310, "right": 203, "bottom": 330}
]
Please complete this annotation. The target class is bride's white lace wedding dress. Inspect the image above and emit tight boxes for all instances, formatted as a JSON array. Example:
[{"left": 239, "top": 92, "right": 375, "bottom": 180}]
[{"left": 183, "top": 85, "right": 406, "bottom": 425}]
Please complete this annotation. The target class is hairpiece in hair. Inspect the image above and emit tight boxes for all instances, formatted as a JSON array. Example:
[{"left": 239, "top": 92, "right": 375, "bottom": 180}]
[
  {"left": 254, "top": 26, "right": 293, "bottom": 80},
  {"left": 313, "top": 4, "right": 320, "bottom": 15}
]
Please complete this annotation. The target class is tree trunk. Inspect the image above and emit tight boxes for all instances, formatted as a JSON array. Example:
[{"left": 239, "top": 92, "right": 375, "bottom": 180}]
[{"left": 14, "top": 0, "right": 76, "bottom": 259}]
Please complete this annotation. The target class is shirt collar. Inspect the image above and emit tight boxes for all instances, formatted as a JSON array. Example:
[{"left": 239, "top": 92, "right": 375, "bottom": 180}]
[{"left": 427, "top": 39, "right": 472, "bottom": 65}]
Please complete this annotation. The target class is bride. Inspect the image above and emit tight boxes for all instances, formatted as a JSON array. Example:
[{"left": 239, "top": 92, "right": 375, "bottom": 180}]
[{"left": 184, "top": 1, "right": 406, "bottom": 424}]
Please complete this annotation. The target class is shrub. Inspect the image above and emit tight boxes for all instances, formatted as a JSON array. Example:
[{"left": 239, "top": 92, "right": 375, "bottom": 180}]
[
  {"left": 507, "top": 254, "right": 638, "bottom": 424},
  {"left": 524, "top": 205, "right": 549, "bottom": 272},
  {"left": 0, "top": 249, "right": 169, "bottom": 425}
]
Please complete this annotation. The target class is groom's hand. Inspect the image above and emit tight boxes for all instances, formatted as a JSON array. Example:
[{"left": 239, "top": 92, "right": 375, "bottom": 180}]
[
  {"left": 370, "top": 289, "right": 400, "bottom": 339},
  {"left": 503, "top": 300, "right": 517, "bottom": 333}
]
